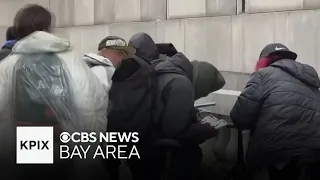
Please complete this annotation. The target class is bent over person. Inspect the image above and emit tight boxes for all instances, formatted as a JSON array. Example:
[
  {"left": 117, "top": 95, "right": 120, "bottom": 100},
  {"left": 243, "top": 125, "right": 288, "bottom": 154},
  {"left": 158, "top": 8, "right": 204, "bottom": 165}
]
[
  {"left": 230, "top": 43, "right": 320, "bottom": 180},
  {"left": 128, "top": 32, "right": 219, "bottom": 180},
  {"left": 84, "top": 36, "right": 135, "bottom": 122},
  {"left": 0, "top": 4, "right": 109, "bottom": 180}
]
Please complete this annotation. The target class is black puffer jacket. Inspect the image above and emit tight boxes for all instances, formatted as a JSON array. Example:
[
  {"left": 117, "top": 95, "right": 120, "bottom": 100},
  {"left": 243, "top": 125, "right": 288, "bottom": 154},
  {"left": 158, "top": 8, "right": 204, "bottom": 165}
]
[
  {"left": 230, "top": 59, "right": 320, "bottom": 170},
  {"left": 0, "top": 40, "right": 16, "bottom": 61}
]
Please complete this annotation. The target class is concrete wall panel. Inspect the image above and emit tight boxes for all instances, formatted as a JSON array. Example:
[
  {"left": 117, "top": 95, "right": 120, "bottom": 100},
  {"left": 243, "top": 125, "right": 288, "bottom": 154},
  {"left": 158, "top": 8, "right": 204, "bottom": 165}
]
[
  {"left": 220, "top": 71, "right": 250, "bottom": 91},
  {"left": 140, "top": 0, "right": 167, "bottom": 21},
  {"left": 183, "top": 18, "right": 207, "bottom": 65},
  {"left": 50, "top": 0, "right": 74, "bottom": 27},
  {"left": 0, "top": 0, "right": 166, "bottom": 28},
  {"left": 0, "top": 0, "right": 50, "bottom": 27},
  {"left": 285, "top": 10, "right": 320, "bottom": 71},
  {"left": 167, "top": 0, "right": 237, "bottom": 19},
  {"left": 304, "top": 0, "right": 320, "bottom": 10},
  {"left": 206, "top": 0, "right": 237, "bottom": 16},
  {"left": 51, "top": 10, "right": 320, "bottom": 75},
  {"left": 108, "top": 22, "right": 157, "bottom": 42},
  {"left": 114, "top": 0, "right": 141, "bottom": 22},
  {"left": 184, "top": 17, "right": 233, "bottom": 71},
  {"left": 246, "top": 0, "right": 303, "bottom": 13},
  {"left": 231, "top": 16, "right": 244, "bottom": 72},
  {"left": 44, "top": 9, "right": 320, "bottom": 75},
  {"left": 246, "top": 0, "right": 320, "bottom": 13},
  {"left": 206, "top": 16, "right": 233, "bottom": 71},
  {"left": 73, "top": 0, "right": 95, "bottom": 26},
  {"left": 54, "top": 25, "right": 109, "bottom": 56},
  {"left": 113, "top": 0, "right": 166, "bottom": 22},
  {"left": 95, "top": 0, "right": 166, "bottom": 23},
  {"left": 167, "top": 0, "right": 206, "bottom": 19},
  {"left": 94, "top": 0, "right": 115, "bottom": 24},
  {"left": 156, "top": 20, "right": 185, "bottom": 52}
]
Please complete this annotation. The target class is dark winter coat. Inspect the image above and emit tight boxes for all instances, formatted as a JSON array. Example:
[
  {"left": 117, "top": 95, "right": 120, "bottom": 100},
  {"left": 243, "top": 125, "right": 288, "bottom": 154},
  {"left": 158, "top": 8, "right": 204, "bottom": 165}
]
[
  {"left": 129, "top": 32, "right": 218, "bottom": 144},
  {"left": 0, "top": 40, "right": 16, "bottom": 61},
  {"left": 230, "top": 58, "right": 320, "bottom": 170}
]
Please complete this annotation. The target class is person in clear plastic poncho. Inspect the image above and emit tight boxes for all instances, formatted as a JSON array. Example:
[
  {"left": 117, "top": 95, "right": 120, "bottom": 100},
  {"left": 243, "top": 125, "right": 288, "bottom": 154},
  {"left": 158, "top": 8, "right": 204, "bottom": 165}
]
[{"left": 0, "top": 4, "right": 108, "bottom": 173}]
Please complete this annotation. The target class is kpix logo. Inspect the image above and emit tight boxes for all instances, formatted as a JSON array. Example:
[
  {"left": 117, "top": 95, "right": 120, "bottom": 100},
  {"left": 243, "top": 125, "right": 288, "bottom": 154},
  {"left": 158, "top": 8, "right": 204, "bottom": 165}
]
[
  {"left": 16, "top": 126, "right": 54, "bottom": 164},
  {"left": 20, "top": 140, "right": 50, "bottom": 150}
]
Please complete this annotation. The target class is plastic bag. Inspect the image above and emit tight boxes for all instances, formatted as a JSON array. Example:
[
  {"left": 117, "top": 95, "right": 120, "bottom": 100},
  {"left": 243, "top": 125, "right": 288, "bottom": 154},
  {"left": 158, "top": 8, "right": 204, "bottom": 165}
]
[
  {"left": 0, "top": 31, "right": 109, "bottom": 135},
  {"left": 13, "top": 53, "right": 78, "bottom": 130}
]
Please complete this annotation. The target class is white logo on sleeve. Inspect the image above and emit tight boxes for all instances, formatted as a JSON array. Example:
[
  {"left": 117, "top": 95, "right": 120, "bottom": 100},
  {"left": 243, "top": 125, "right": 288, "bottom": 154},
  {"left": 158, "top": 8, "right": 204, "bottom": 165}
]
[
  {"left": 16, "top": 126, "right": 54, "bottom": 164},
  {"left": 275, "top": 46, "right": 286, "bottom": 51}
]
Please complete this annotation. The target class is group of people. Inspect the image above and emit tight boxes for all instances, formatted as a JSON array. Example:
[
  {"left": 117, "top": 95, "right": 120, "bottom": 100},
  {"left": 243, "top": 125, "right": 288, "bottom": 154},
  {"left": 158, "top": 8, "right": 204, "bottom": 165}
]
[
  {"left": 0, "top": 3, "right": 320, "bottom": 180},
  {"left": 0, "top": 4, "right": 224, "bottom": 180}
]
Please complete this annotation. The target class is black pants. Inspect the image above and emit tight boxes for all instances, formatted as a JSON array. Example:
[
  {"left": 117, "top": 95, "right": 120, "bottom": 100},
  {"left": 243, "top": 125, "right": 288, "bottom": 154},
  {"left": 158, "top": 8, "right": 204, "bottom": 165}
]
[
  {"left": 128, "top": 145, "right": 203, "bottom": 180},
  {"left": 268, "top": 162, "right": 320, "bottom": 180},
  {"left": 307, "top": 162, "right": 320, "bottom": 180},
  {"left": 106, "top": 145, "right": 203, "bottom": 180},
  {"left": 127, "top": 146, "right": 165, "bottom": 180}
]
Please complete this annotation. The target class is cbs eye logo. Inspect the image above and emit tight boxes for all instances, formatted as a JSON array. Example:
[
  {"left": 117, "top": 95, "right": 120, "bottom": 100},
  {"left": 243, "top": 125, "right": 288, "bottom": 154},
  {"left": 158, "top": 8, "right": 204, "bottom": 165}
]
[
  {"left": 59, "top": 132, "right": 71, "bottom": 143},
  {"left": 59, "top": 132, "right": 97, "bottom": 143}
]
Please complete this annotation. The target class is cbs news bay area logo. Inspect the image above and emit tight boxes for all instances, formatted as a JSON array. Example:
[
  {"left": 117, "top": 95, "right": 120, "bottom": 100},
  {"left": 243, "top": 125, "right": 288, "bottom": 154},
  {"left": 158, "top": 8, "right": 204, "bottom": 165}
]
[{"left": 16, "top": 126, "right": 140, "bottom": 164}]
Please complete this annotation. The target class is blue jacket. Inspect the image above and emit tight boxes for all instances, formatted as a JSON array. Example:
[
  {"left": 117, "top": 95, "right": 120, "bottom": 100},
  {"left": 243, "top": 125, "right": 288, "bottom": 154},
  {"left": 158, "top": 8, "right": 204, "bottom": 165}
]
[{"left": 0, "top": 40, "right": 16, "bottom": 61}]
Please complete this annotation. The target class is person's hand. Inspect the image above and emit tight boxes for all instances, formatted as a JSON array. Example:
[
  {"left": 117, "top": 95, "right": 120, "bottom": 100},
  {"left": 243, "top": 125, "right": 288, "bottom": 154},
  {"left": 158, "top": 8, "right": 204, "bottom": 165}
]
[
  {"left": 197, "top": 110, "right": 228, "bottom": 130},
  {"left": 184, "top": 122, "right": 218, "bottom": 144},
  {"left": 200, "top": 115, "right": 228, "bottom": 130}
]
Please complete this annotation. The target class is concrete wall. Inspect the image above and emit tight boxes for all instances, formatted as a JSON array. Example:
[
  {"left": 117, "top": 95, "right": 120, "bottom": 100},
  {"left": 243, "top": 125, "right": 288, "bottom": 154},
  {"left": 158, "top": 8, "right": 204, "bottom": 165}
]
[
  {"left": 52, "top": 9, "right": 320, "bottom": 121},
  {"left": 246, "top": 0, "right": 320, "bottom": 13},
  {"left": 2, "top": 0, "right": 320, "bottom": 27},
  {"left": 52, "top": 9, "right": 320, "bottom": 76},
  {"left": 0, "top": 0, "right": 167, "bottom": 27},
  {"left": 167, "top": 0, "right": 237, "bottom": 19}
]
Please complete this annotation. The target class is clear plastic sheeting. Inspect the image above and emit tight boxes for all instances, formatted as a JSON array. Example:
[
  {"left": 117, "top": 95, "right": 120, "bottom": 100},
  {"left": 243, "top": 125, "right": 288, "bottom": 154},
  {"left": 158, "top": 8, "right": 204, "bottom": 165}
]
[
  {"left": 13, "top": 54, "right": 78, "bottom": 130},
  {"left": 0, "top": 32, "right": 109, "bottom": 149}
]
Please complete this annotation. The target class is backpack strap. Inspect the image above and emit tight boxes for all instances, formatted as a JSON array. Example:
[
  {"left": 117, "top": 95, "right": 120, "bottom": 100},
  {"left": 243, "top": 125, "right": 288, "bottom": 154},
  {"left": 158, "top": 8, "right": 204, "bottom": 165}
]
[{"left": 132, "top": 56, "right": 161, "bottom": 141}]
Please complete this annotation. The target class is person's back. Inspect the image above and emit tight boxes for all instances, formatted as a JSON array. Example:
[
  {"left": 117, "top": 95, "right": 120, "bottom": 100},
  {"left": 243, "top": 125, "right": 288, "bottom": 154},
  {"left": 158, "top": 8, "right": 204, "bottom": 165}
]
[
  {"left": 230, "top": 43, "right": 320, "bottom": 179},
  {"left": 0, "top": 4, "right": 109, "bottom": 180},
  {"left": 128, "top": 33, "right": 221, "bottom": 180},
  {"left": 108, "top": 55, "right": 156, "bottom": 136},
  {"left": 153, "top": 53, "right": 201, "bottom": 140},
  {"left": 249, "top": 59, "right": 320, "bottom": 166},
  {"left": 106, "top": 50, "right": 157, "bottom": 180},
  {"left": 0, "top": 31, "right": 109, "bottom": 180},
  {"left": 153, "top": 43, "right": 225, "bottom": 142}
]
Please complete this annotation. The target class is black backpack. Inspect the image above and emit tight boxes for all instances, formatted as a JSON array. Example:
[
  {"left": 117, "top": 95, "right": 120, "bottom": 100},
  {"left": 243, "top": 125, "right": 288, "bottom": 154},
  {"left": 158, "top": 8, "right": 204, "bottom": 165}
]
[
  {"left": 156, "top": 43, "right": 178, "bottom": 57},
  {"left": 107, "top": 55, "right": 158, "bottom": 142}
]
